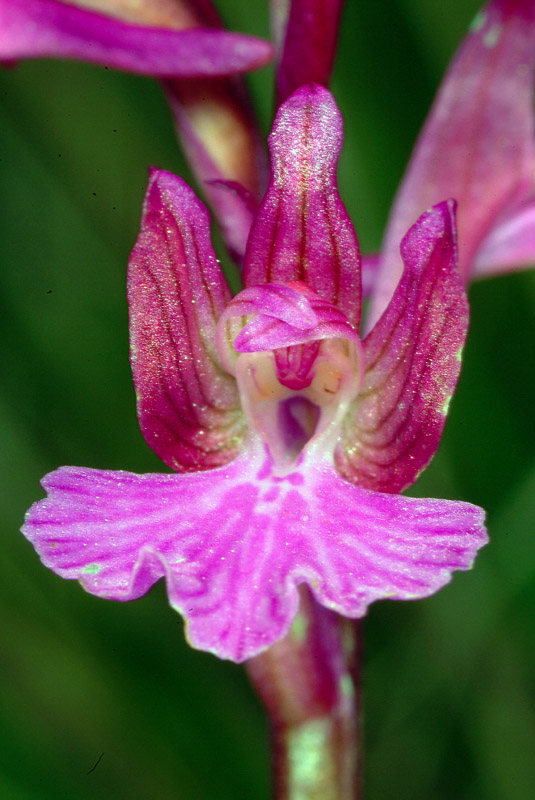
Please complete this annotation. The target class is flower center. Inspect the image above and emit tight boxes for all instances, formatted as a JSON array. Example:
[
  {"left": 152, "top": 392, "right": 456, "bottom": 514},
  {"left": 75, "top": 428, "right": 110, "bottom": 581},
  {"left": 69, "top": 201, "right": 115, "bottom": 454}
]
[
  {"left": 236, "top": 337, "right": 361, "bottom": 469},
  {"left": 216, "top": 282, "right": 364, "bottom": 471}
]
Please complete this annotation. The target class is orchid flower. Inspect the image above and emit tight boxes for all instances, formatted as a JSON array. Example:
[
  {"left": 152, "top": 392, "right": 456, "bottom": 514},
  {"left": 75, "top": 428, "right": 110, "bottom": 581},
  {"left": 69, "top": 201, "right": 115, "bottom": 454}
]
[
  {"left": 368, "top": 0, "right": 535, "bottom": 325},
  {"left": 22, "top": 85, "right": 487, "bottom": 663}
]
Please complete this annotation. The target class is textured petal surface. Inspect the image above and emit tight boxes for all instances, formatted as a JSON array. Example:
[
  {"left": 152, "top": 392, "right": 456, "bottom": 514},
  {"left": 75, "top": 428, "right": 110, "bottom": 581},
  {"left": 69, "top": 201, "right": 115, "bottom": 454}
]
[
  {"left": 272, "top": 0, "right": 345, "bottom": 104},
  {"left": 472, "top": 196, "right": 535, "bottom": 276},
  {"left": 369, "top": 0, "right": 535, "bottom": 325},
  {"left": 336, "top": 202, "right": 468, "bottom": 493},
  {"left": 0, "top": 0, "right": 274, "bottom": 76},
  {"left": 233, "top": 289, "right": 361, "bottom": 353},
  {"left": 128, "top": 169, "right": 245, "bottom": 472},
  {"left": 223, "top": 283, "right": 319, "bottom": 329},
  {"left": 243, "top": 84, "right": 361, "bottom": 327},
  {"left": 22, "top": 444, "right": 487, "bottom": 663}
]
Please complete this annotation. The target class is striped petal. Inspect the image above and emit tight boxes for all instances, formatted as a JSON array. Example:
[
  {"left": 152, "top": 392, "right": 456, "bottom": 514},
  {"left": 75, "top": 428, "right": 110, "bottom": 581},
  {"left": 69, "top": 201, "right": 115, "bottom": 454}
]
[
  {"left": 336, "top": 202, "right": 468, "bottom": 493},
  {"left": 369, "top": 0, "right": 535, "bottom": 325},
  {"left": 0, "top": 0, "right": 274, "bottom": 76},
  {"left": 22, "top": 443, "right": 486, "bottom": 663},
  {"left": 243, "top": 84, "right": 362, "bottom": 328},
  {"left": 215, "top": 283, "right": 362, "bottom": 396},
  {"left": 128, "top": 169, "right": 245, "bottom": 472}
]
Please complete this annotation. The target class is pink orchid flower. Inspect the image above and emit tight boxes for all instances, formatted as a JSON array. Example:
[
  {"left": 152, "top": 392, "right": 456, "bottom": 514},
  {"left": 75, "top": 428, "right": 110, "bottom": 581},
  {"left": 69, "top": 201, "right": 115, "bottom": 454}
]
[
  {"left": 22, "top": 85, "right": 487, "bottom": 663},
  {"left": 368, "top": 0, "right": 535, "bottom": 325}
]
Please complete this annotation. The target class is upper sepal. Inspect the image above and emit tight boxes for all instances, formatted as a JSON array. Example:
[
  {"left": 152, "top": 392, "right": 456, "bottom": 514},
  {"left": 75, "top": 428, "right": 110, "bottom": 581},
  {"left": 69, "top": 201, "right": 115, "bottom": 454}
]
[
  {"left": 243, "top": 84, "right": 362, "bottom": 327},
  {"left": 336, "top": 201, "right": 468, "bottom": 493},
  {"left": 0, "top": 0, "right": 274, "bottom": 76},
  {"left": 128, "top": 168, "right": 245, "bottom": 472}
]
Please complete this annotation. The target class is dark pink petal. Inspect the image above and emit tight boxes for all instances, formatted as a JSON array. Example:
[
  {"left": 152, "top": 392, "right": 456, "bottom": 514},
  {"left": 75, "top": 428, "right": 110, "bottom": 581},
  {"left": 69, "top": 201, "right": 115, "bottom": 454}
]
[
  {"left": 369, "top": 0, "right": 535, "bottom": 325},
  {"left": 336, "top": 202, "right": 468, "bottom": 494},
  {"left": 0, "top": 0, "right": 274, "bottom": 76},
  {"left": 22, "top": 446, "right": 486, "bottom": 663},
  {"left": 472, "top": 196, "right": 535, "bottom": 276},
  {"left": 243, "top": 84, "right": 362, "bottom": 327},
  {"left": 128, "top": 168, "right": 245, "bottom": 472},
  {"left": 271, "top": 0, "right": 345, "bottom": 104}
]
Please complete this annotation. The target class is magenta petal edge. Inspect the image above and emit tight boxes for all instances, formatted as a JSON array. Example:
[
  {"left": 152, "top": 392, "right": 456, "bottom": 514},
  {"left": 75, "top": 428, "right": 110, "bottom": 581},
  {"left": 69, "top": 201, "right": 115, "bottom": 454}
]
[
  {"left": 23, "top": 447, "right": 487, "bottom": 662},
  {"left": 0, "top": 0, "right": 274, "bottom": 76}
]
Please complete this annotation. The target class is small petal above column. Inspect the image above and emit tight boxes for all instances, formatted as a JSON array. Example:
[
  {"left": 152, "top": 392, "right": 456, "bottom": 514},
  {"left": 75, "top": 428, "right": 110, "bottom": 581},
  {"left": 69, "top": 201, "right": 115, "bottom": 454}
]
[
  {"left": 369, "top": 0, "right": 535, "bottom": 325},
  {"left": 0, "top": 0, "right": 274, "bottom": 76}
]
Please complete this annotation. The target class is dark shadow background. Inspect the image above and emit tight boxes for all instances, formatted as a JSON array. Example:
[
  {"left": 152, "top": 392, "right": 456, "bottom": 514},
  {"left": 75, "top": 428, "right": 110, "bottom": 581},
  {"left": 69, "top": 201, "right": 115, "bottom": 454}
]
[{"left": 1, "top": 1, "right": 534, "bottom": 798}]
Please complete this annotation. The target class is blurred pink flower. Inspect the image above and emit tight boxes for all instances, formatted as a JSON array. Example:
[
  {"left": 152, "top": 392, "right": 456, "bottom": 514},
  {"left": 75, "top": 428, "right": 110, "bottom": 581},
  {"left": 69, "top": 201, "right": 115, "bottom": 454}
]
[
  {"left": 368, "top": 0, "right": 535, "bottom": 325},
  {"left": 0, "top": 0, "right": 273, "bottom": 76}
]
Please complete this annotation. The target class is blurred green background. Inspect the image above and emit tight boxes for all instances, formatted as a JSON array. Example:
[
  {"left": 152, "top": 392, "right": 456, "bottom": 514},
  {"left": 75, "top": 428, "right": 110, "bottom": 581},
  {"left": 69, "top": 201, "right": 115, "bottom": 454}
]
[{"left": 1, "top": 1, "right": 534, "bottom": 798}]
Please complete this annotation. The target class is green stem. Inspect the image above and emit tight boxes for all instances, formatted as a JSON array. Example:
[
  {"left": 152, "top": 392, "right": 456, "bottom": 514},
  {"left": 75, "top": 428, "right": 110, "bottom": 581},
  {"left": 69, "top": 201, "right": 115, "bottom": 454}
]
[{"left": 246, "top": 588, "right": 363, "bottom": 800}]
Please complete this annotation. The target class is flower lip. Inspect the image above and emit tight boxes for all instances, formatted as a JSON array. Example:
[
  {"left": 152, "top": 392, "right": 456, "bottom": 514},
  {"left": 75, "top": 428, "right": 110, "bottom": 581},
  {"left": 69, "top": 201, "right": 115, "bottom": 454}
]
[{"left": 22, "top": 458, "right": 488, "bottom": 663}]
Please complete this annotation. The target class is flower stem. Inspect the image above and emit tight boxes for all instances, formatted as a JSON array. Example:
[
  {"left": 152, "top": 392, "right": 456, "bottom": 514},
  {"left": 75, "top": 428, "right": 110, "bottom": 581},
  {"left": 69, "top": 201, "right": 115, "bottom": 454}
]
[{"left": 246, "top": 588, "right": 363, "bottom": 800}]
